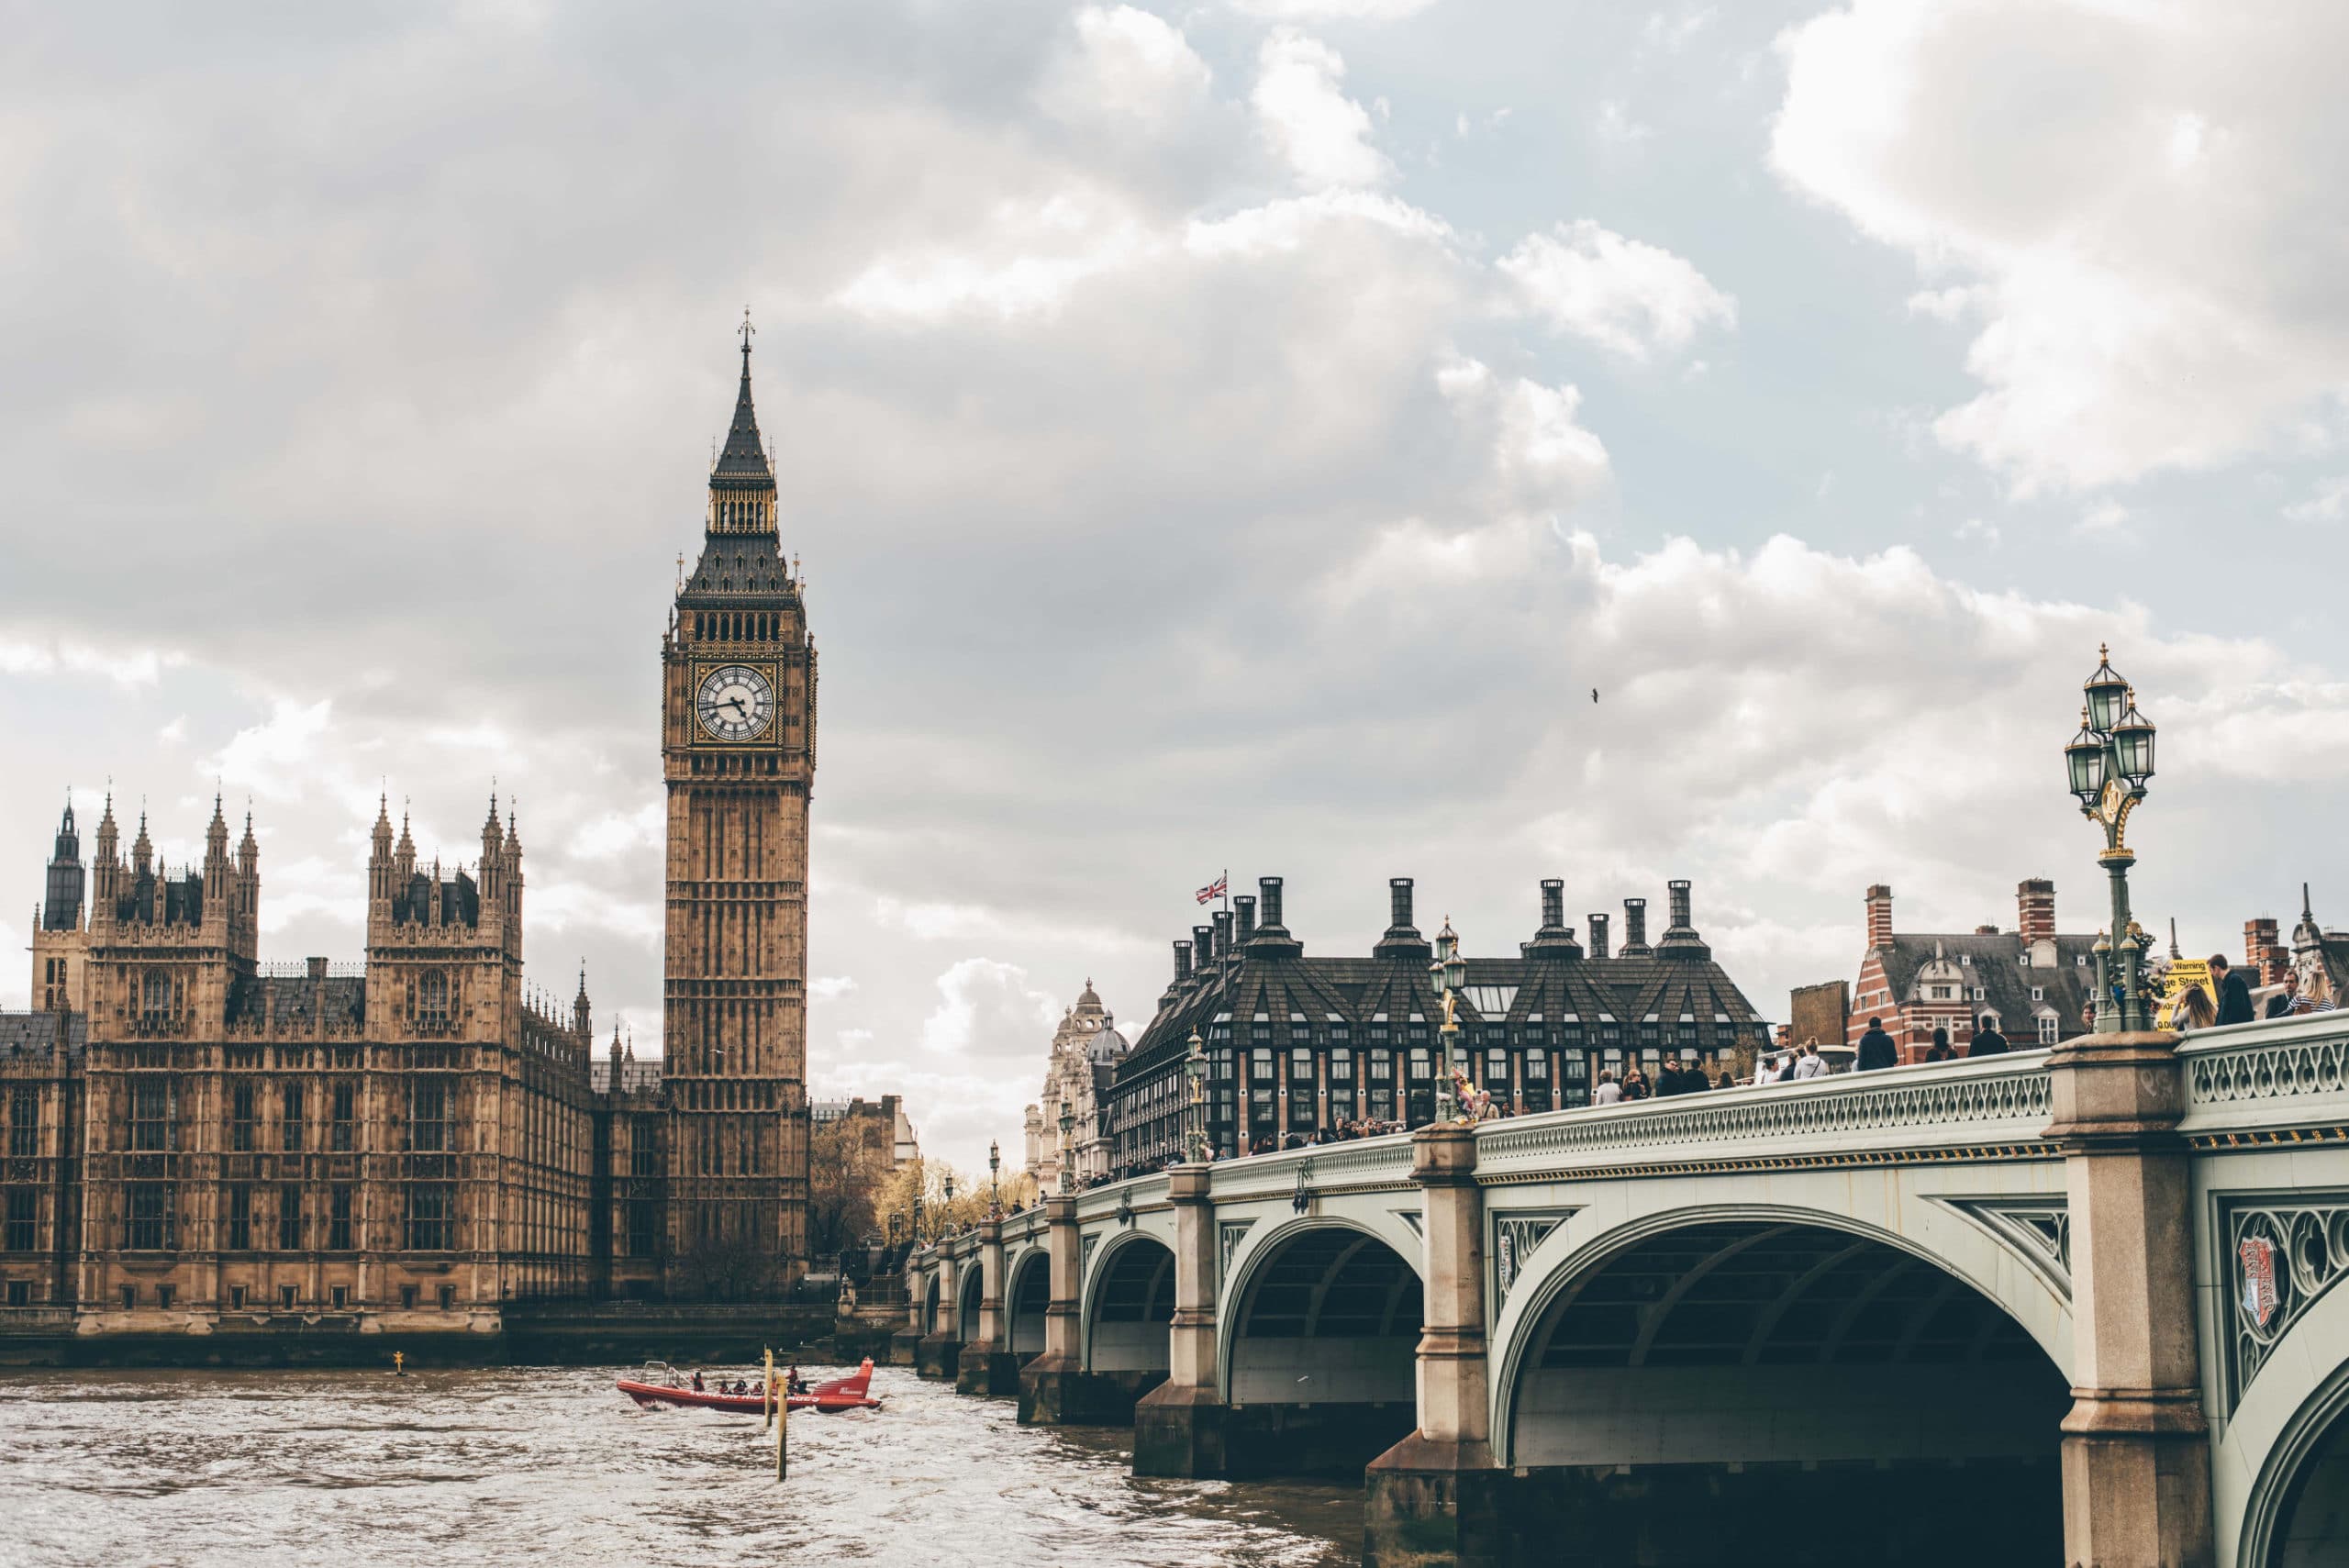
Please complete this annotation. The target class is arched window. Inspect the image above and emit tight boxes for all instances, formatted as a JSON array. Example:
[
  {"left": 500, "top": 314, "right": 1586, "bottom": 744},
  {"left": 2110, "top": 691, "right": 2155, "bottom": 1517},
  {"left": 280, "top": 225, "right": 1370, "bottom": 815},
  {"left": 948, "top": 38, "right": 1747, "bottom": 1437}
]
[
  {"left": 140, "top": 970, "right": 172, "bottom": 1023},
  {"left": 417, "top": 971, "right": 450, "bottom": 1027}
]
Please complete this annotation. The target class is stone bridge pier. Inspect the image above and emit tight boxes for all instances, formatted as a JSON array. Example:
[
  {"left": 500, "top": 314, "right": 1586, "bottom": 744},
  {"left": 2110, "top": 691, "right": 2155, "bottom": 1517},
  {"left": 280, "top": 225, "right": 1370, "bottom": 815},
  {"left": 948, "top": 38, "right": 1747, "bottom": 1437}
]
[{"left": 906, "top": 1016, "right": 2349, "bottom": 1566}]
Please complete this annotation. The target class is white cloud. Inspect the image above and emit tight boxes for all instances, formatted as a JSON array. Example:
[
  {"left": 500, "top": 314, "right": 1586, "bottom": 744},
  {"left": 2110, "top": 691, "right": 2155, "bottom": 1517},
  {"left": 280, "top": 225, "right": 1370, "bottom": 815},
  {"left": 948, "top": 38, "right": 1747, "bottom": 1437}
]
[
  {"left": 1230, "top": 0, "right": 1442, "bottom": 17},
  {"left": 1037, "top": 6, "right": 1213, "bottom": 131},
  {"left": 1771, "top": 0, "right": 2349, "bottom": 494},
  {"left": 1593, "top": 99, "right": 1653, "bottom": 147},
  {"left": 569, "top": 799, "right": 663, "bottom": 861},
  {"left": 918, "top": 958, "right": 1062, "bottom": 1062},
  {"left": 2077, "top": 501, "right": 2132, "bottom": 537},
  {"left": 832, "top": 190, "right": 1158, "bottom": 322},
  {"left": 2285, "top": 476, "right": 2349, "bottom": 524},
  {"left": 1498, "top": 219, "right": 1735, "bottom": 359},
  {"left": 1953, "top": 517, "right": 1998, "bottom": 548},
  {"left": 1642, "top": 6, "right": 1715, "bottom": 52},
  {"left": 207, "top": 698, "right": 336, "bottom": 804},
  {"left": 810, "top": 975, "right": 859, "bottom": 1002},
  {"left": 0, "top": 635, "right": 181, "bottom": 687},
  {"left": 1904, "top": 285, "right": 1976, "bottom": 323},
  {"left": 1252, "top": 29, "right": 1395, "bottom": 189}
]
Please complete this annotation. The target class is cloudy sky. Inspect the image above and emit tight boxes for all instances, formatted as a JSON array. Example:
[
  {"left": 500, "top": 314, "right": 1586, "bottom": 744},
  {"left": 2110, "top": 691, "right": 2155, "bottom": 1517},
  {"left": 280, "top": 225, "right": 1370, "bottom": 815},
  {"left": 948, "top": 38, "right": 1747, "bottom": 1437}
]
[{"left": 5, "top": 0, "right": 2347, "bottom": 1173}]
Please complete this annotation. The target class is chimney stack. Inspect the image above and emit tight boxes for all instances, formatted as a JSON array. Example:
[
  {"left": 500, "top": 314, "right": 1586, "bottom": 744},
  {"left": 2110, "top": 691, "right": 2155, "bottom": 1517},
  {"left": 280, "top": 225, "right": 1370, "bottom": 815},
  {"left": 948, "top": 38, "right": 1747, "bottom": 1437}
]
[
  {"left": 1865, "top": 884, "right": 1894, "bottom": 950},
  {"left": 1173, "top": 940, "right": 1193, "bottom": 982},
  {"left": 1529, "top": 878, "right": 1583, "bottom": 957},
  {"left": 2017, "top": 879, "right": 2056, "bottom": 945},
  {"left": 1212, "top": 909, "right": 1232, "bottom": 960},
  {"left": 1375, "top": 875, "right": 1431, "bottom": 958},
  {"left": 1657, "top": 878, "right": 1708, "bottom": 958},
  {"left": 2246, "top": 917, "right": 2287, "bottom": 984},
  {"left": 1620, "top": 897, "right": 1650, "bottom": 955},
  {"left": 1193, "top": 925, "right": 1214, "bottom": 971},
  {"left": 1259, "top": 875, "right": 1285, "bottom": 931},
  {"left": 1234, "top": 895, "right": 1257, "bottom": 942},
  {"left": 1588, "top": 911, "right": 1610, "bottom": 960}
]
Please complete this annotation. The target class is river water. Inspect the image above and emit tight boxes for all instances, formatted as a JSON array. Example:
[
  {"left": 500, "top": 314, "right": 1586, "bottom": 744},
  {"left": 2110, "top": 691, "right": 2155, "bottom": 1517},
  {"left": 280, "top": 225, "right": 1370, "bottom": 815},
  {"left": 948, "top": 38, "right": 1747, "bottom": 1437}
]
[{"left": 0, "top": 1364, "right": 1360, "bottom": 1568}]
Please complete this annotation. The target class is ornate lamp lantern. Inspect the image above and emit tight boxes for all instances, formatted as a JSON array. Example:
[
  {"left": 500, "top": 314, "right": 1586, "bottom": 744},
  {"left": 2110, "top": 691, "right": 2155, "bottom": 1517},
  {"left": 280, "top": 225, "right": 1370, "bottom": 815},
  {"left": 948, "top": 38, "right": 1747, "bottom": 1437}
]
[
  {"left": 1431, "top": 918, "right": 1468, "bottom": 1124},
  {"left": 1058, "top": 1099, "right": 1075, "bottom": 1195},
  {"left": 2068, "top": 645, "right": 2159, "bottom": 1033},
  {"left": 987, "top": 1139, "right": 1001, "bottom": 1219},
  {"left": 1185, "top": 1027, "right": 1208, "bottom": 1163}
]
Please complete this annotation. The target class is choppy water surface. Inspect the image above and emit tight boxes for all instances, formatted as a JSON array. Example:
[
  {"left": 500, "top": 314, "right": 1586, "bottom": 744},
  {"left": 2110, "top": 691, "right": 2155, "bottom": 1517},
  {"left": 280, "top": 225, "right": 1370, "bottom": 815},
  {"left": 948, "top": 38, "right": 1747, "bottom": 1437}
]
[{"left": 0, "top": 1365, "right": 1359, "bottom": 1568}]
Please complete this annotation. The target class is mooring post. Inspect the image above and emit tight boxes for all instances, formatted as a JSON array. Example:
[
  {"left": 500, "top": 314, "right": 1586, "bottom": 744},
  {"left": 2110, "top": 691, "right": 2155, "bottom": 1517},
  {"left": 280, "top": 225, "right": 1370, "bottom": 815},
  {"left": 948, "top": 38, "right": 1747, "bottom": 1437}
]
[{"left": 764, "top": 1347, "right": 774, "bottom": 1430}]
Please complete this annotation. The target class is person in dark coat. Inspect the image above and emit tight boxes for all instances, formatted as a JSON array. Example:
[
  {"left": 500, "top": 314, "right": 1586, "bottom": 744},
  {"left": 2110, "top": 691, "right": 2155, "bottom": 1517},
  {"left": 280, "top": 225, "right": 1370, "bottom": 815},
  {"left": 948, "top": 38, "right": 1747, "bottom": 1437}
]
[
  {"left": 2211, "top": 954, "right": 2256, "bottom": 1027},
  {"left": 1968, "top": 1015, "right": 2009, "bottom": 1057},
  {"left": 1855, "top": 1017, "right": 1899, "bottom": 1072}
]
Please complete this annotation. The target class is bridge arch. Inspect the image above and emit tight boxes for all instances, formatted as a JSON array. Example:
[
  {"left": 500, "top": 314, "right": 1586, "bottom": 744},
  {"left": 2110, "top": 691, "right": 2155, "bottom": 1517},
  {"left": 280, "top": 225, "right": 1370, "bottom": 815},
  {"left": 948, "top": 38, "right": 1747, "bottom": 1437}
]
[
  {"left": 1211, "top": 1217, "right": 1422, "bottom": 1475},
  {"left": 1006, "top": 1247, "right": 1051, "bottom": 1358},
  {"left": 1083, "top": 1230, "right": 1174, "bottom": 1374},
  {"left": 956, "top": 1257, "right": 984, "bottom": 1344},
  {"left": 923, "top": 1271, "right": 943, "bottom": 1335},
  {"left": 1493, "top": 1207, "right": 2071, "bottom": 1561},
  {"left": 2226, "top": 1274, "right": 2349, "bottom": 1566}
]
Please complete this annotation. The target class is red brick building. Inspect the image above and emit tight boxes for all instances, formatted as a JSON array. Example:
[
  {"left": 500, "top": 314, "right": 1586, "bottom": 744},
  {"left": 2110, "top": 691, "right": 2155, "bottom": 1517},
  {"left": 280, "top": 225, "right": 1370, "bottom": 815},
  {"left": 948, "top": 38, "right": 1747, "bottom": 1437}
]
[{"left": 1847, "top": 879, "right": 2098, "bottom": 1061}]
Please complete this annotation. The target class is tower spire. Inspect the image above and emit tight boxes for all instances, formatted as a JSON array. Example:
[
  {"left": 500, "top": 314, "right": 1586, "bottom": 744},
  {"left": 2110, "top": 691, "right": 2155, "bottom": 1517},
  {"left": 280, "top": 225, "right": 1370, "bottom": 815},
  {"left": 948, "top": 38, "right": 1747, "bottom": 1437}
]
[{"left": 707, "top": 315, "right": 776, "bottom": 536}]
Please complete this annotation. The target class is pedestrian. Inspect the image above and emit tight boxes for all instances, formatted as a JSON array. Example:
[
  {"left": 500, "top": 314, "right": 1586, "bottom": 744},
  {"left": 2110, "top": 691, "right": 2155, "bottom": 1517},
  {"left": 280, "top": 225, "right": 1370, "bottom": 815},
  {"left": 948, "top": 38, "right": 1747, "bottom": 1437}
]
[
  {"left": 2171, "top": 984, "right": 2217, "bottom": 1035},
  {"left": 1923, "top": 1028, "right": 1955, "bottom": 1063},
  {"left": 2266, "top": 970, "right": 2303, "bottom": 1019},
  {"left": 1593, "top": 1070, "right": 1622, "bottom": 1106},
  {"left": 1654, "top": 1058, "right": 1686, "bottom": 1097},
  {"left": 2212, "top": 954, "right": 2256, "bottom": 1026},
  {"left": 1855, "top": 1016, "right": 1898, "bottom": 1073},
  {"left": 1968, "top": 1014, "right": 2009, "bottom": 1057},
  {"left": 1791, "top": 1040, "right": 1826, "bottom": 1079},
  {"left": 1620, "top": 1064, "right": 1651, "bottom": 1101}
]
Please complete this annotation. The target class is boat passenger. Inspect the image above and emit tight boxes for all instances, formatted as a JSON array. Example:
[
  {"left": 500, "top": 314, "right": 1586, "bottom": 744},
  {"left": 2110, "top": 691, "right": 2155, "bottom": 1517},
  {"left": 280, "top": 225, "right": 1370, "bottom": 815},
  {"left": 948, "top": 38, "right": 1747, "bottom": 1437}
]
[{"left": 691, "top": 1370, "right": 705, "bottom": 1391}]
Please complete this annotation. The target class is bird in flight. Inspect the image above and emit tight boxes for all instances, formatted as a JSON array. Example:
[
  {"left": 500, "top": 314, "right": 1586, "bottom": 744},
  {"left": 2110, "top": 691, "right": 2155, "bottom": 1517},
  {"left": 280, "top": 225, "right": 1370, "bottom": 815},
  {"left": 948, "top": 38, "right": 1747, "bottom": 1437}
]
[{"left": 1591, "top": 688, "right": 1599, "bottom": 704}]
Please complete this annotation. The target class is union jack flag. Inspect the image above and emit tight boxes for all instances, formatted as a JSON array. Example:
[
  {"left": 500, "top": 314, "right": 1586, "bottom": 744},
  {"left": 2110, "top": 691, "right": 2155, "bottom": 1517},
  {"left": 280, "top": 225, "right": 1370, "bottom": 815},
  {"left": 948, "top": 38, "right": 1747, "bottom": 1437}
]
[{"left": 1196, "top": 873, "right": 1227, "bottom": 906}]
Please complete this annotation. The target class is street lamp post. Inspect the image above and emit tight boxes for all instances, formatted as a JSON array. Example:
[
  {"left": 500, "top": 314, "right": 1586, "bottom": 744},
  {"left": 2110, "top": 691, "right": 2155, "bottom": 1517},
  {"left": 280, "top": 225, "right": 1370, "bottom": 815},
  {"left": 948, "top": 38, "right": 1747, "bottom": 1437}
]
[
  {"left": 2065, "top": 644, "right": 2160, "bottom": 1034},
  {"left": 942, "top": 1173, "right": 956, "bottom": 1236},
  {"left": 987, "top": 1140, "right": 1001, "bottom": 1219},
  {"left": 1431, "top": 917, "right": 1467, "bottom": 1125},
  {"left": 1057, "top": 1099, "right": 1075, "bottom": 1195},
  {"left": 912, "top": 1192, "right": 926, "bottom": 1245},
  {"left": 1185, "top": 1028, "right": 1208, "bottom": 1163}
]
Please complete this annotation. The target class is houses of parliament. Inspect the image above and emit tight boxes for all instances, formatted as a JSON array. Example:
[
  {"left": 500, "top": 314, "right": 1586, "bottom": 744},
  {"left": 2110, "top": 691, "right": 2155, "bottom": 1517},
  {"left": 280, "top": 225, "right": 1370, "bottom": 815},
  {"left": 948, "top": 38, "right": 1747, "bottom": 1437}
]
[{"left": 0, "top": 337, "right": 818, "bottom": 1349}]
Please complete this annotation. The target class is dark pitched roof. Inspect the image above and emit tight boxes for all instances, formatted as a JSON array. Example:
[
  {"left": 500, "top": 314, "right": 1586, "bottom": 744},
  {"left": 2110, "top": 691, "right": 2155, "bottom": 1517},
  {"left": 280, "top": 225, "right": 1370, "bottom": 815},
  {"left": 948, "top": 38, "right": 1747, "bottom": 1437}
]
[
  {"left": 680, "top": 530, "right": 796, "bottom": 603},
  {"left": 228, "top": 974, "right": 368, "bottom": 1029},
  {"left": 1119, "top": 940, "right": 1767, "bottom": 1083},
  {"left": 0, "top": 1011, "right": 86, "bottom": 1061},
  {"left": 1876, "top": 931, "right": 2097, "bottom": 1033}
]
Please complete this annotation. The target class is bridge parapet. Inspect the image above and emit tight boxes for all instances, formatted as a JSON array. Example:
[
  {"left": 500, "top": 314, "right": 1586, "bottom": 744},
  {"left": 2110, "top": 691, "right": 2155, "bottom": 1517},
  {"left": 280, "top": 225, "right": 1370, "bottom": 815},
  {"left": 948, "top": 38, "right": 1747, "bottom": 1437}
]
[
  {"left": 1472, "top": 1051, "right": 2055, "bottom": 1177},
  {"left": 2179, "top": 1012, "right": 2349, "bottom": 1141}
]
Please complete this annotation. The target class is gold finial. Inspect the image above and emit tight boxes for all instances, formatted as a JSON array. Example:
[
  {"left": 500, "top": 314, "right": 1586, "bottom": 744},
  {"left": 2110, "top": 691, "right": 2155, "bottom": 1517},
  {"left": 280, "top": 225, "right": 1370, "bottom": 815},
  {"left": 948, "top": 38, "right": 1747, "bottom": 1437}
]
[{"left": 740, "top": 306, "right": 756, "bottom": 355}]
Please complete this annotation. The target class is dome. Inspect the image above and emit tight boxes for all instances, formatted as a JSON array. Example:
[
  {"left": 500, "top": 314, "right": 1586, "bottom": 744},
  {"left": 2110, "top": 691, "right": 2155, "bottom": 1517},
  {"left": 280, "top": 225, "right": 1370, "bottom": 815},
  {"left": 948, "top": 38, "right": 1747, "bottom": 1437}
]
[{"left": 1085, "top": 1013, "right": 1129, "bottom": 1065}]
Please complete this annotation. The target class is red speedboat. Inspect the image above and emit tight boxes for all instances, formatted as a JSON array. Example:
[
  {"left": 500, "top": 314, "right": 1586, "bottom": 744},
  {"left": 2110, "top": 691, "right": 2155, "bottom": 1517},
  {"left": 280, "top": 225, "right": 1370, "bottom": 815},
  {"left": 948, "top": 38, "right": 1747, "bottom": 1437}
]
[{"left": 617, "top": 1358, "right": 884, "bottom": 1415}]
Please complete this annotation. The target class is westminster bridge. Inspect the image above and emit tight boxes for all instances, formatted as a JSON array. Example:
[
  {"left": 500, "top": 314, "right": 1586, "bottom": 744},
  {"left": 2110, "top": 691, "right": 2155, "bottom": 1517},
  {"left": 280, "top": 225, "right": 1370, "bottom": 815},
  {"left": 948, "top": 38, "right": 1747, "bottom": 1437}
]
[{"left": 901, "top": 1015, "right": 2349, "bottom": 1566}]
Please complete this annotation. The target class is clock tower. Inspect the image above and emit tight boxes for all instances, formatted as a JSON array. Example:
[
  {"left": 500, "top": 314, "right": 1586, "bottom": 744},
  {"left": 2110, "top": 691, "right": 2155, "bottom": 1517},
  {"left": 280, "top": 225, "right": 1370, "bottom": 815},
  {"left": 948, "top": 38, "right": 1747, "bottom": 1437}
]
[{"left": 660, "top": 326, "right": 816, "bottom": 1296}]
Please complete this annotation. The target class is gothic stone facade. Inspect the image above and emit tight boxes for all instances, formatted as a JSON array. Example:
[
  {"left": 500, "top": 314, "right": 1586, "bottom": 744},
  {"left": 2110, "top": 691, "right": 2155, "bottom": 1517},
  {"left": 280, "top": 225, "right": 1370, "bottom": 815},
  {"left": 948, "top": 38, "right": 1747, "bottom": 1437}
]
[
  {"left": 1, "top": 794, "right": 606, "bottom": 1331},
  {"left": 659, "top": 333, "right": 818, "bottom": 1296},
  {"left": 0, "top": 339, "right": 820, "bottom": 1337}
]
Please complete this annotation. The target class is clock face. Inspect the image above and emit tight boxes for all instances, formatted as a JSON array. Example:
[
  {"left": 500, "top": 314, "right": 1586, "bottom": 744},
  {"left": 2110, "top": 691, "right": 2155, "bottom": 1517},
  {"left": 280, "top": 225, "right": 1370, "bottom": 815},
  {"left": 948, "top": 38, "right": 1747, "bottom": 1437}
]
[{"left": 696, "top": 664, "right": 774, "bottom": 742}]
